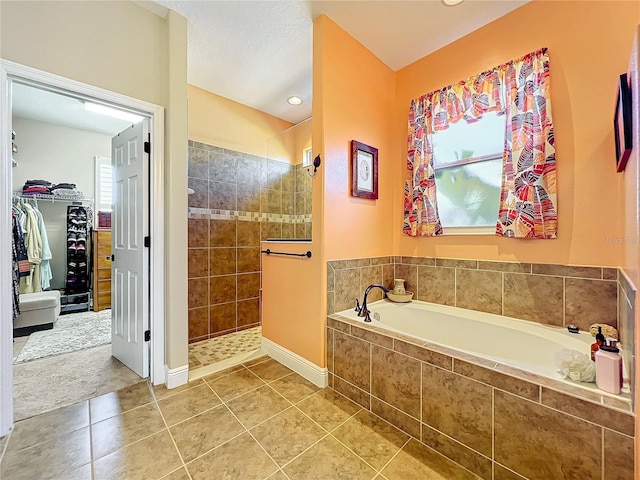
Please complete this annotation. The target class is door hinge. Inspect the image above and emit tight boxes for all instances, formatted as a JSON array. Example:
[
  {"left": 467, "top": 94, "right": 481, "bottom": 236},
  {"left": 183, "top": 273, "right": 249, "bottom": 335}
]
[
  {"left": 144, "top": 141, "right": 151, "bottom": 154},
  {"left": 144, "top": 330, "right": 151, "bottom": 342},
  {"left": 144, "top": 236, "right": 150, "bottom": 248}
]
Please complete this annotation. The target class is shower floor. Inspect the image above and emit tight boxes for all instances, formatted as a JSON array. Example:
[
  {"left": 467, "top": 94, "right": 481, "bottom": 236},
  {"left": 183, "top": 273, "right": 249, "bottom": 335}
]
[{"left": 188, "top": 326, "right": 262, "bottom": 369}]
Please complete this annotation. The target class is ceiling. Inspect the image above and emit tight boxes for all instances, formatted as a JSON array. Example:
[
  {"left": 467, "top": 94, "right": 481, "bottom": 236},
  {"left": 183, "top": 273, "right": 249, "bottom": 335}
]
[
  {"left": 152, "top": 0, "right": 530, "bottom": 124},
  {"left": 12, "top": 82, "right": 135, "bottom": 136}
]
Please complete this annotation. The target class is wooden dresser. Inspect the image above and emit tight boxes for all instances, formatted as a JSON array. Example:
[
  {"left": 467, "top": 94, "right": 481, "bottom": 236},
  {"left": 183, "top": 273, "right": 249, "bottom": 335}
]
[{"left": 93, "top": 229, "right": 112, "bottom": 311}]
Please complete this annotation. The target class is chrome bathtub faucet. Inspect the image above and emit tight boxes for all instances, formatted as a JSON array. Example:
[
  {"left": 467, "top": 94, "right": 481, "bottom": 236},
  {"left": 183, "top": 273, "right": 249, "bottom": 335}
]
[{"left": 355, "top": 284, "right": 389, "bottom": 322}]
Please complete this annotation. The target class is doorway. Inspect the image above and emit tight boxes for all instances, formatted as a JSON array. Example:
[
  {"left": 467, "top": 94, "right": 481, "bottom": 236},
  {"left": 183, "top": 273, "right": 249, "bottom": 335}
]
[
  {"left": 9, "top": 82, "right": 148, "bottom": 420},
  {"left": 0, "top": 60, "right": 166, "bottom": 437}
]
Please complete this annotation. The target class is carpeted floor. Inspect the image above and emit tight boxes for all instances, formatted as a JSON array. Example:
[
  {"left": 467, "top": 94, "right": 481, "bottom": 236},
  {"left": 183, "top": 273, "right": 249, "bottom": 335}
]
[
  {"left": 14, "top": 310, "right": 111, "bottom": 364},
  {"left": 13, "top": 344, "right": 142, "bottom": 421}
]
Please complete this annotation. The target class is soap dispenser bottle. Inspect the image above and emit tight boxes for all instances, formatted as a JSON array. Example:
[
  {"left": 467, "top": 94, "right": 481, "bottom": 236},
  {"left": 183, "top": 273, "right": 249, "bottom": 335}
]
[
  {"left": 595, "top": 340, "right": 623, "bottom": 394},
  {"left": 590, "top": 326, "right": 606, "bottom": 361}
]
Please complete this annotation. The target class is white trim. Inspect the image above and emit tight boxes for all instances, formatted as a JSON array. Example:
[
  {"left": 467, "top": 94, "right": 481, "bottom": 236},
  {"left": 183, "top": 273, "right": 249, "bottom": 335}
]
[
  {"left": 165, "top": 364, "right": 189, "bottom": 389},
  {"left": 0, "top": 59, "right": 167, "bottom": 435},
  {"left": 441, "top": 226, "right": 497, "bottom": 236},
  {"left": 261, "top": 337, "right": 328, "bottom": 388},
  {"left": 189, "top": 348, "right": 266, "bottom": 381},
  {"left": 0, "top": 62, "right": 15, "bottom": 437}
]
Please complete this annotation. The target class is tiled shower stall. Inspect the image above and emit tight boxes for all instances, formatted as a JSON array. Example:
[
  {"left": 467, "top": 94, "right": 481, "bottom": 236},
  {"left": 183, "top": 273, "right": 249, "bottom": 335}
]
[{"left": 187, "top": 140, "right": 312, "bottom": 346}]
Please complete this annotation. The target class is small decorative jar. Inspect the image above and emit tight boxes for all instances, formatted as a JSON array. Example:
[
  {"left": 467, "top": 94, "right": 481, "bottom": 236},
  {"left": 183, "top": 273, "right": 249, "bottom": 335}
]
[{"left": 393, "top": 279, "right": 406, "bottom": 295}]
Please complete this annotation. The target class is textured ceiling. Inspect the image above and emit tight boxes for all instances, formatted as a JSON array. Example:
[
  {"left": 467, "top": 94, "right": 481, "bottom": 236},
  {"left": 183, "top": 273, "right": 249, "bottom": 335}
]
[{"left": 152, "top": 0, "right": 530, "bottom": 124}]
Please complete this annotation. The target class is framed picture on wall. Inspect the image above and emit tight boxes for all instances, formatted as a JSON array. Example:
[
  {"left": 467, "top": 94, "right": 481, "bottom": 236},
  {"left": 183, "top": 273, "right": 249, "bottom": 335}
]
[
  {"left": 351, "top": 140, "right": 378, "bottom": 199},
  {"left": 614, "top": 73, "right": 632, "bottom": 173}
]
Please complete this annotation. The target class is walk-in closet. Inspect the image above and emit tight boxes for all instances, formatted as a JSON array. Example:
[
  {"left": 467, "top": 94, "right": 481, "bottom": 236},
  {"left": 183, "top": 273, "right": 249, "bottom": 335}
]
[{"left": 9, "top": 83, "right": 141, "bottom": 420}]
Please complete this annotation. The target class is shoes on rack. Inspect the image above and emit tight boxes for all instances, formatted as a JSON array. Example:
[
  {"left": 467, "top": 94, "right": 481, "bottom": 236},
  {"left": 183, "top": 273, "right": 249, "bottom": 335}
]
[
  {"left": 77, "top": 244, "right": 86, "bottom": 251},
  {"left": 68, "top": 242, "right": 76, "bottom": 252}
]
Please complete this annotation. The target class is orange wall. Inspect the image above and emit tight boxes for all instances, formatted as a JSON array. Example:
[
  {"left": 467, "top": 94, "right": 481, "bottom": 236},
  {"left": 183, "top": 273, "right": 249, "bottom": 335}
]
[
  {"left": 395, "top": 0, "right": 640, "bottom": 267},
  {"left": 319, "top": 15, "right": 396, "bottom": 261},
  {"left": 187, "top": 84, "right": 292, "bottom": 157}
]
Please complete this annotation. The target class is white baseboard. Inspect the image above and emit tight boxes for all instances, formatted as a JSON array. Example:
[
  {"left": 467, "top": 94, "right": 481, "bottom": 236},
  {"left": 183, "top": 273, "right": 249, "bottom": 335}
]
[
  {"left": 165, "top": 364, "right": 189, "bottom": 389},
  {"left": 262, "top": 337, "right": 327, "bottom": 388}
]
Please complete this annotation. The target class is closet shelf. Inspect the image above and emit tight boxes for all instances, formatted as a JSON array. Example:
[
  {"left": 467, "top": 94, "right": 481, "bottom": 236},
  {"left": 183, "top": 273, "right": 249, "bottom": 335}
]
[{"left": 13, "top": 193, "right": 94, "bottom": 204}]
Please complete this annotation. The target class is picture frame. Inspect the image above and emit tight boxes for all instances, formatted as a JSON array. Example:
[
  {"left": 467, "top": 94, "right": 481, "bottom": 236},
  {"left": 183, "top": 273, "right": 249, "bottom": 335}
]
[
  {"left": 614, "top": 73, "right": 632, "bottom": 173},
  {"left": 350, "top": 140, "right": 378, "bottom": 199}
]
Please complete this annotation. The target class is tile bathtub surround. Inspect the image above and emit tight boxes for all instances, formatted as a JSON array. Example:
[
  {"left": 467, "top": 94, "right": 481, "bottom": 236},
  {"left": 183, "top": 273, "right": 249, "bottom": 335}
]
[
  {"left": 328, "top": 255, "right": 627, "bottom": 334},
  {"left": 327, "top": 315, "right": 636, "bottom": 480},
  {"left": 187, "top": 141, "right": 313, "bottom": 344},
  {"left": 0, "top": 355, "right": 484, "bottom": 480}
]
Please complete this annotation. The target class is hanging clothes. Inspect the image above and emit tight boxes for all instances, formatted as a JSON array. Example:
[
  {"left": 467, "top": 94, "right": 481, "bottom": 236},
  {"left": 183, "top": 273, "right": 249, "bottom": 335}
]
[
  {"left": 12, "top": 204, "right": 30, "bottom": 277},
  {"left": 34, "top": 207, "right": 53, "bottom": 290},
  {"left": 19, "top": 203, "right": 43, "bottom": 294},
  {"left": 11, "top": 214, "right": 21, "bottom": 321}
]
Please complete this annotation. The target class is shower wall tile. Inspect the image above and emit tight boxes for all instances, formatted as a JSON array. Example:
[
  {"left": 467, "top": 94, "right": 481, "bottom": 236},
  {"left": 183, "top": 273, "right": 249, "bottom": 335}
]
[
  {"left": 209, "top": 181, "right": 236, "bottom": 211},
  {"left": 188, "top": 248, "right": 209, "bottom": 279},
  {"left": 237, "top": 247, "right": 260, "bottom": 273},
  {"left": 209, "top": 152, "right": 237, "bottom": 183},
  {"left": 334, "top": 268, "right": 361, "bottom": 313},
  {"left": 237, "top": 221, "right": 260, "bottom": 247},
  {"left": 531, "top": 263, "right": 602, "bottom": 279},
  {"left": 188, "top": 141, "right": 310, "bottom": 342},
  {"left": 188, "top": 278, "right": 209, "bottom": 309},
  {"left": 188, "top": 178, "right": 208, "bottom": 208},
  {"left": 210, "top": 302, "right": 236, "bottom": 334},
  {"left": 188, "top": 307, "right": 209, "bottom": 339},
  {"left": 209, "top": 275, "right": 236, "bottom": 305},
  {"left": 188, "top": 147, "right": 208, "bottom": 179},
  {"left": 188, "top": 219, "right": 209, "bottom": 248},
  {"left": 360, "top": 265, "right": 383, "bottom": 302},
  {"left": 237, "top": 273, "right": 260, "bottom": 300},
  {"left": 237, "top": 298, "right": 260, "bottom": 327},
  {"left": 210, "top": 248, "right": 236, "bottom": 276}
]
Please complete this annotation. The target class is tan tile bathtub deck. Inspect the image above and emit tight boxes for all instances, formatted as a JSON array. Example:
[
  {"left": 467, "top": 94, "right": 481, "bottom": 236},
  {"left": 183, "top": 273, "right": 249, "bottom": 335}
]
[
  {"left": 0, "top": 356, "right": 481, "bottom": 480},
  {"left": 188, "top": 326, "right": 262, "bottom": 369}
]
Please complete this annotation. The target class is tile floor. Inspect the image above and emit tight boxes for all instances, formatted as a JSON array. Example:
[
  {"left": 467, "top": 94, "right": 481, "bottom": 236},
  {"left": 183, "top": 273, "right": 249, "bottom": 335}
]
[
  {"left": 188, "top": 326, "right": 262, "bottom": 369},
  {"left": 0, "top": 355, "right": 480, "bottom": 480}
]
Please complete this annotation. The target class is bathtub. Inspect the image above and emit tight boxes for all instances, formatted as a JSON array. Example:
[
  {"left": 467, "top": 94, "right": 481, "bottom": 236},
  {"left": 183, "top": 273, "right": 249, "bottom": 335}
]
[{"left": 337, "top": 299, "right": 626, "bottom": 386}]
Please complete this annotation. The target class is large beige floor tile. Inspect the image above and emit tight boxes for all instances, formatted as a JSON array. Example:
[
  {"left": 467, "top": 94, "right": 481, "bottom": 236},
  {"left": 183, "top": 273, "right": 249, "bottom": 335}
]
[
  {"left": 206, "top": 368, "right": 266, "bottom": 401},
  {"left": 91, "top": 402, "right": 167, "bottom": 460},
  {"left": 333, "top": 410, "right": 409, "bottom": 470},
  {"left": 6, "top": 400, "right": 89, "bottom": 453},
  {"left": 0, "top": 426, "right": 91, "bottom": 480},
  {"left": 296, "top": 389, "right": 361, "bottom": 431},
  {"left": 381, "top": 439, "right": 479, "bottom": 480},
  {"left": 283, "top": 436, "right": 376, "bottom": 480},
  {"left": 187, "top": 432, "right": 278, "bottom": 480},
  {"left": 201, "top": 364, "right": 247, "bottom": 383},
  {"left": 226, "top": 385, "right": 291, "bottom": 429},
  {"left": 248, "top": 358, "right": 293, "bottom": 382},
  {"left": 90, "top": 381, "right": 154, "bottom": 424},
  {"left": 93, "top": 430, "right": 182, "bottom": 480},
  {"left": 251, "top": 407, "right": 326, "bottom": 466},
  {"left": 152, "top": 379, "right": 205, "bottom": 400},
  {"left": 157, "top": 383, "right": 221, "bottom": 426},
  {"left": 170, "top": 404, "right": 245, "bottom": 462},
  {"left": 269, "top": 373, "right": 319, "bottom": 403},
  {"left": 161, "top": 467, "right": 191, "bottom": 480},
  {"left": 266, "top": 471, "right": 289, "bottom": 480}
]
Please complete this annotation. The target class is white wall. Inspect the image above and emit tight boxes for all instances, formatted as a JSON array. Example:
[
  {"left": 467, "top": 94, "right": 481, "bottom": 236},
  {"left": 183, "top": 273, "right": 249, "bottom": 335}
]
[{"left": 12, "top": 116, "right": 111, "bottom": 289}]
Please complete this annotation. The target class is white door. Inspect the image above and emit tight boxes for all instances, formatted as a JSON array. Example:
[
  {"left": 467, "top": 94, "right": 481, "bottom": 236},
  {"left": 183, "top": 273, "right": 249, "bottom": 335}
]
[{"left": 111, "top": 120, "right": 150, "bottom": 377}]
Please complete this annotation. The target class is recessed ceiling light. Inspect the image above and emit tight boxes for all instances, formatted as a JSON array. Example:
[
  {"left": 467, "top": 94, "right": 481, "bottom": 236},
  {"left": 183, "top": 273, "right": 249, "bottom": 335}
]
[
  {"left": 287, "top": 96, "right": 303, "bottom": 106},
  {"left": 443, "top": 0, "right": 464, "bottom": 5}
]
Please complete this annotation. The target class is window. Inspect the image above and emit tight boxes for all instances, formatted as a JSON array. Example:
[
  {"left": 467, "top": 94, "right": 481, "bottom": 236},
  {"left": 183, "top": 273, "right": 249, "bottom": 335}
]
[
  {"left": 431, "top": 112, "right": 506, "bottom": 232},
  {"left": 302, "top": 146, "right": 313, "bottom": 167},
  {"left": 95, "top": 156, "right": 113, "bottom": 213}
]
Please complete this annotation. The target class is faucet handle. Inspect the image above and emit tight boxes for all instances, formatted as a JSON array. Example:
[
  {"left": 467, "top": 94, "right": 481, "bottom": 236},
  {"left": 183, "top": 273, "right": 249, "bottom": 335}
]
[{"left": 354, "top": 298, "right": 361, "bottom": 313}]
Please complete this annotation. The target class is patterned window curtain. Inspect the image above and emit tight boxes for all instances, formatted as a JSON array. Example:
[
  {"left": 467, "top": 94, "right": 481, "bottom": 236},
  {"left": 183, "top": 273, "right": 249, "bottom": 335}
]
[
  {"left": 403, "top": 70, "right": 505, "bottom": 236},
  {"left": 496, "top": 48, "right": 557, "bottom": 238},
  {"left": 404, "top": 48, "right": 556, "bottom": 239}
]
